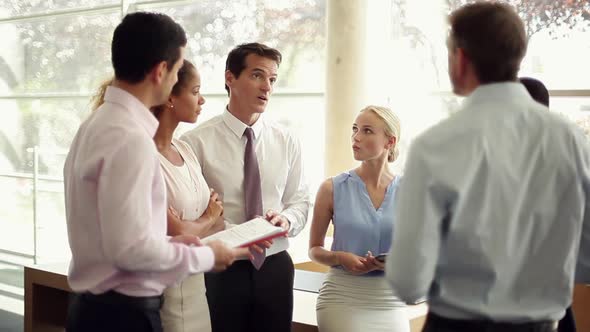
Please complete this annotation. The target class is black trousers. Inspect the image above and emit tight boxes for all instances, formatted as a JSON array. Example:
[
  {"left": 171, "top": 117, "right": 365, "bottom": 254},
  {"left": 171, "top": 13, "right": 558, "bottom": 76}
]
[
  {"left": 66, "top": 291, "right": 163, "bottom": 332},
  {"left": 557, "top": 307, "right": 576, "bottom": 332},
  {"left": 205, "top": 250, "right": 295, "bottom": 332},
  {"left": 422, "top": 312, "right": 557, "bottom": 332}
]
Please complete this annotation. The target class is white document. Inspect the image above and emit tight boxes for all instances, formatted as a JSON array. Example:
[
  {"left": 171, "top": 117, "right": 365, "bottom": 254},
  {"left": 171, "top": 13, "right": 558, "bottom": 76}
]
[{"left": 201, "top": 217, "right": 287, "bottom": 248}]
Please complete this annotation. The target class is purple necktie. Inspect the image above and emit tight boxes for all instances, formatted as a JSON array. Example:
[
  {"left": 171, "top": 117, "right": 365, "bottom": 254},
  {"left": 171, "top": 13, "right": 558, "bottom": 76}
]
[{"left": 243, "top": 127, "right": 265, "bottom": 269}]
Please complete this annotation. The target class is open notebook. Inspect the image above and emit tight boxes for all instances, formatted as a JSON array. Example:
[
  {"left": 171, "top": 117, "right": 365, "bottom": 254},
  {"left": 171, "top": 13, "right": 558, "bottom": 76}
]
[{"left": 201, "top": 217, "right": 288, "bottom": 248}]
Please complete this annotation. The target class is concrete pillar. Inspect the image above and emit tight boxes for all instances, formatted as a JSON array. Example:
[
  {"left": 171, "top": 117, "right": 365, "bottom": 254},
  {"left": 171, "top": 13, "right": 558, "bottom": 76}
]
[{"left": 324, "top": 0, "right": 368, "bottom": 177}]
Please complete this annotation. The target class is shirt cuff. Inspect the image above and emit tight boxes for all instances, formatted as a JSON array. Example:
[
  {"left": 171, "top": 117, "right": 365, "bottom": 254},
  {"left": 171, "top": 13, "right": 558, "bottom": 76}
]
[
  {"left": 191, "top": 245, "right": 215, "bottom": 272},
  {"left": 279, "top": 212, "right": 295, "bottom": 236}
]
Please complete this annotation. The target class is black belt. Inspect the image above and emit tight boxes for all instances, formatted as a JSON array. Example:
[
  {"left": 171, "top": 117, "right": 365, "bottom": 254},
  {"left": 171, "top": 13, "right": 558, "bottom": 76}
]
[
  {"left": 79, "top": 291, "right": 163, "bottom": 311},
  {"left": 426, "top": 312, "right": 557, "bottom": 332}
]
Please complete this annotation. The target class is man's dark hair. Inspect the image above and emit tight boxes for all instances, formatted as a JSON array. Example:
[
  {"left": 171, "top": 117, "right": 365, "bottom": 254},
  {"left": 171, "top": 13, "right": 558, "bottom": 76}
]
[
  {"left": 520, "top": 77, "right": 549, "bottom": 107},
  {"left": 111, "top": 12, "right": 187, "bottom": 83},
  {"left": 449, "top": 2, "right": 527, "bottom": 84},
  {"left": 225, "top": 42, "right": 282, "bottom": 94}
]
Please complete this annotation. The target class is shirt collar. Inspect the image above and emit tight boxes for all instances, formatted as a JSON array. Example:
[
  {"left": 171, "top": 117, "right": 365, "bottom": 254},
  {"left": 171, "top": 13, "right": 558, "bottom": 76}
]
[
  {"left": 462, "top": 82, "right": 533, "bottom": 111},
  {"left": 222, "top": 106, "right": 264, "bottom": 139},
  {"left": 103, "top": 86, "right": 159, "bottom": 137}
]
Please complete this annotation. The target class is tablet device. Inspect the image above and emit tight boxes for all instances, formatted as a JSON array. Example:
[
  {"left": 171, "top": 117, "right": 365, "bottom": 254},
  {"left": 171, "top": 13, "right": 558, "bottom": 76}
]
[{"left": 375, "top": 253, "right": 388, "bottom": 263}]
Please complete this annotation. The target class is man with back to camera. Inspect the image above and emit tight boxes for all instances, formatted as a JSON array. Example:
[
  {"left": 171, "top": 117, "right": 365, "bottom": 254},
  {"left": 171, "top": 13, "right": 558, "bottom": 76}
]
[
  {"left": 181, "top": 42, "right": 311, "bottom": 332},
  {"left": 63, "top": 12, "right": 248, "bottom": 332},
  {"left": 386, "top": 3, "right": 590, "bottom": 332}
]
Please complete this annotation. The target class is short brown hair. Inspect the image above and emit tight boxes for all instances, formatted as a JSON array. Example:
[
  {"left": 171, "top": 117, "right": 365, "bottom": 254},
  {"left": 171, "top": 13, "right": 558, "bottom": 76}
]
[
  {"left": 225, "top": 42, "right": 282, "bottom": 94},
  {"left": 112, "top": 12, "right": 186, "bottom": 83},
  {"left": 448, "top": 2, "right": 527, "bottom": 83}
]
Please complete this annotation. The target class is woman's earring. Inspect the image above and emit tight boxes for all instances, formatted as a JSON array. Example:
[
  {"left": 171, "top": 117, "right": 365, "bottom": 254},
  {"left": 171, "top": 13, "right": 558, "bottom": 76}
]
[{"left": 169, "top": 103, "right": 175, "bottom": 110}]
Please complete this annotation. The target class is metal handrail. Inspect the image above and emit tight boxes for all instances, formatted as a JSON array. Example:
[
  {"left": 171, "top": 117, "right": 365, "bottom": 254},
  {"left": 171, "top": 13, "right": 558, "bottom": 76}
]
[
  {"left": 1, "top": 90, "right": 589, "bottom": 99},
  {"left": 0, "top": 3, "right": 121, "bottom": 24},
  {"left": 0, "top": 172, "right": 62, "bottom": 182},
  {"left": 0, "top": 248, "right": 34, "bottom": 260},
  {"left": 0, "top": 91, "right": 326, "bottom": 100},
  {"left": 32, "top": 147, "right": 39, "bottom": 264},
  {"left": 429, "top": 90, "right": 590, "bottom": 98}
]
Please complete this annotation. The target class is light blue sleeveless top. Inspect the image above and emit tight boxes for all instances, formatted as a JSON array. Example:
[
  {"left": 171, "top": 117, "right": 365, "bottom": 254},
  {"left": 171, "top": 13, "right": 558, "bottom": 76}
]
[{"left": 331, "top": 170, "right": 401, "bottom": 276}]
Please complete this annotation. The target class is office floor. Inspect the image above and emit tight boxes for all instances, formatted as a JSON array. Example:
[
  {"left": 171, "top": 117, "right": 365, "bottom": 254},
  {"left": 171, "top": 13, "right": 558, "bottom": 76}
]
[
  {"left": 0, "top": 264, "right": 23, "bottom": 332},
  {"left": 0, "top": 309, "right": 22, "bottom": 332}
]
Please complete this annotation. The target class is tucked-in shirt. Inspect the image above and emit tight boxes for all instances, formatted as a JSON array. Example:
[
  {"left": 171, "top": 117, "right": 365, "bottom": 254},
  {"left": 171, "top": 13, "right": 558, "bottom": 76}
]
[
  {"left": 331, "top": 171, "right": 401, "bottom": 276},
  {"left": 63, "top": 86, "right": 214, "bottom": 297},
  {"left": 386, "top": 82, "right": 590, "bottom": 322},
  {"left": 181, "top": 109, "right": 311, "bottom": 256},
  {"left": 158, "top": 139, "right": 210, "bottom": 221}
]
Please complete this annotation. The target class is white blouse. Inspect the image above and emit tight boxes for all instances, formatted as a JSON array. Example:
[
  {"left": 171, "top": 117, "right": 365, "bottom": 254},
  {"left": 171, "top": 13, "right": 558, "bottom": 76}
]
[{"left": 158, "top": 138, "right": 210, "bottom": 221}]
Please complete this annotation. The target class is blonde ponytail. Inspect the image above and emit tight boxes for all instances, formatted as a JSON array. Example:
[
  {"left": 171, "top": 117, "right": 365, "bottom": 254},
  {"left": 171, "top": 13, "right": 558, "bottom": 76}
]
[{"left": 91, "top": 78, "right": 114, "bottom": 111}]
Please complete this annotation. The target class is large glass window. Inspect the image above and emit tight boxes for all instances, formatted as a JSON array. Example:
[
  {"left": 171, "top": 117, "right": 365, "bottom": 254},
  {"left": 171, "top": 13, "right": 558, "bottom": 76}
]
[
  {"left": 0, "top": 0, "right": 326, "bottom": 267},
  {"left": 1, "top": 0, "right": 588, "bottom": 271},
  {"left": 0, "top": 1, "right": 120, "bottom": 19},
  {"left": 0, "top": 12, "right": 120, "bottom": 95},
  {"left": 366, "top": 0, "right": 590, "bottom": 162},
  {"left": 136, "top": 0, "right": 325, "bottom": 93},
  {"left": 0, "top": 97, "right": 87, "bottom": 263}
]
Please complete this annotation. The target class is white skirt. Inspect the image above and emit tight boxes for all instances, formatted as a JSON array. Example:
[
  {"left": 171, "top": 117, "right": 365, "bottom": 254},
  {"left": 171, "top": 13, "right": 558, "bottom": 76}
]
[
  {"left": 316, "top": 268, "right": 410, "bottom": 332},
  {"left": 160, "top": 273, "right": 211, "bottom": 332}
]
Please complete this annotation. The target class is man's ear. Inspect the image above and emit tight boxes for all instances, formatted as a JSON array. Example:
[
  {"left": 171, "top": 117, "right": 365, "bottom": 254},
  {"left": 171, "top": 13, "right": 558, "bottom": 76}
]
[
  {"left": 455, "top": 48, "right": 469, "bottom": 79},
  {"left": 225, "top": 70, "right": 234, "bottom": 89},
  {"left": 150, "top": 61, "right": 168, "bottom": 85}
]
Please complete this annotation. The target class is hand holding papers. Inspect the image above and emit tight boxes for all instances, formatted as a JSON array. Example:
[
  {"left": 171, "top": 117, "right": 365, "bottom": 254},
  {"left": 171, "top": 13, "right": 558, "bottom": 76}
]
[
  {"left": 201, "top": 217, "right": 288, "bottom": 249},
  {"left": 206, "top": 240, "right": 251, "bottom": 272},
  {"left": 265, "top": 209, "right": 290, "bottom": 231}
]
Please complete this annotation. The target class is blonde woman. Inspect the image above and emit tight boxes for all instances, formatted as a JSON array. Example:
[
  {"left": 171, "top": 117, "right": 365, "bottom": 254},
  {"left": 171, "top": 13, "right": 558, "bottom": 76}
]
[{"left": 309, "top": 106, "right": 409, "bottom": 332}]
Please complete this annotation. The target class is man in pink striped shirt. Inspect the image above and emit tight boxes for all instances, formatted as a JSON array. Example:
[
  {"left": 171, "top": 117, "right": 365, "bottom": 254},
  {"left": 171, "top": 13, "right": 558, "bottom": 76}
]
[{"left": 63, "top": 12, "right": 248, "bottom": 332}]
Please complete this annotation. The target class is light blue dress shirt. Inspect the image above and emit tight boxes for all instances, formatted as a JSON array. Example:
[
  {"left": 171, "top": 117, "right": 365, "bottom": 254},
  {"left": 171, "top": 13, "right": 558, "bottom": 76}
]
[
  {"left": 332, "top": 171, "right": 401, "bottom": 276},
  {"left": 386, "top": 82, "right": 590, "bottom": 322}
]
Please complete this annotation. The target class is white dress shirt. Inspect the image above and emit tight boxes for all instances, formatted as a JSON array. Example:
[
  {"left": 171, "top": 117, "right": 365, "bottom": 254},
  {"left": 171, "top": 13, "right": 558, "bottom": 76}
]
[
  {"left": 64, "top": 86, "right": 214, "bottom": 297},
  {"left": 386, "top": 82, "right": 590, "bottom": 322},
  {"left": 181, "top": 109, "right": 311, "bottom": 256}
]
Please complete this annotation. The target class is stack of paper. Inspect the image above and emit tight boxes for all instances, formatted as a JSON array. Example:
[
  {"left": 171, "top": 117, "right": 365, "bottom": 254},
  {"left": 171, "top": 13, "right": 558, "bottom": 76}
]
[{"left": 201, "top": 217, "right": 287, "bottom": 248}]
